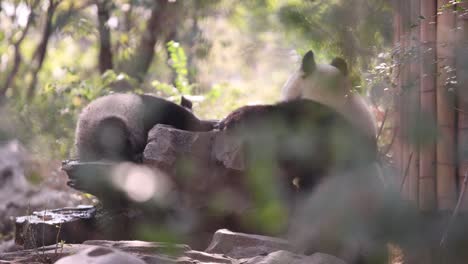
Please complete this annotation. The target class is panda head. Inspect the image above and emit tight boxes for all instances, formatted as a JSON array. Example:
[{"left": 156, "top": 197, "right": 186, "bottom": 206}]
[
  {"left": 300, "top": 51, "right": 350, "bottom": 92},
  {"left": 282, "top": 50, "right": 351, "bottom": 102},
  {"left": 301, "top": 50, "right": 348, "bottom": 77}
]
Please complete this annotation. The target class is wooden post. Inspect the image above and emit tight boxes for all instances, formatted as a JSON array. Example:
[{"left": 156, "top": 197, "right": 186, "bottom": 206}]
[
  {"left": 436, "top": 0, "right": 457, "bottom": 211},
  {"left": 456, "top": 2, "right": 468, "bottom": 211},
  {"left": 419, "top": 0, "right": 437, "bottom": 212},
  {"left": 392, "top": 0, "right": 403, "bottom": 188},
  {"left": 400, "top": 0, "right": 412, "bottom": 200},
  {"left": 409, "top": 0, "right": 421, "bottom": 205}
]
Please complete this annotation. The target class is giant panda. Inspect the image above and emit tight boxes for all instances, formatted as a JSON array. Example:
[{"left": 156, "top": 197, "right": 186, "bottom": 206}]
[
  {"left": 281, "top": 50, "right": 383, "bottom": 186},
  {"left": 218, "top": 100, "right": 377, "bottom": 196},
  {"left": 218, "top": 51, "right": 381, "bottom": 194},
  {"left": 281, "top": 50, "right": 377, "bottom": 139},
  {"left": 75, "top": 93, "right": 214, "bottom": 162}
]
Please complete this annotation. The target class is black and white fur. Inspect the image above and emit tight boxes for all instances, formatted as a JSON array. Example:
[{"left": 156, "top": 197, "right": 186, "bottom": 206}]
[
  {"left": 75, "top": 93, "right": 213, "bottom": 162},
  {"left": 281, "top": 50, "right": 377, "bottom": 139}
]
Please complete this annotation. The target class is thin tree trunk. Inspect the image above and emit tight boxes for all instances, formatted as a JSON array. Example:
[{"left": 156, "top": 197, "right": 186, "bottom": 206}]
[
  {"left": 456, "top": 2, "right": 468, "bottom": 211},
  {"left": 97, "top": 0, "right": 113, "bottom": 73},
  {"left": 126, "top": 0, "right": 181, "bottom": 82},
  {"left": 26, "top": 0, "right": 60, "bottom": 101},
  {"left": 0, "top": 0, "right": 40, "bottom": 102},
  {"left": 419, "top": 0, "right": 437, "bottom": 212},
  {"left": 436, "top": 0, "right": 457, "bottom": 211}
]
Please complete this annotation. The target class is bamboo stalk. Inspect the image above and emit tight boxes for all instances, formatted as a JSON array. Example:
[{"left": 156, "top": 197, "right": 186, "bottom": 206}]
[
  {"left": 455, "top": 2, "right": 468, "bottom": 211},
  {"left": 419, "top": 0, "right": 438, "bottom": 212},
  {"left": 392, "top": 0, "right": 403, "bottom": 188},
  {"left": 409, "top": 0, "right": 421, "bottom": 205},
  {"left": 401, "top": 0, "right": 411, "bottom": 200},
  {"left": 436, "top": 0, "right": 457, "bottom": 211}
]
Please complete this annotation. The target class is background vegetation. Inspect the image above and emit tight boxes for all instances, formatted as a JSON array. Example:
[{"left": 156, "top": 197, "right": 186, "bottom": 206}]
[{"left": 0, "top": 0, "right": 392, "bottom": 159}]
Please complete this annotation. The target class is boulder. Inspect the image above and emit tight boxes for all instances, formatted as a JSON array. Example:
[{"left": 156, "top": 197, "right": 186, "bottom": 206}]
[
  {"left": 143, "top": 125, "right": 244, "bottom": 172},
  {"left": 0, "top": 141, "right": 88, "bottom": 248},
  {"left": 206, "top": 229, "right": 293, "bottom": 259},
  {"left": 54, "top": 246, "right": 146, "bottom": 264},
  {"left": 1, "top": 230, "right": 347, "bottom": 264},
  {"left": 15, "top": 206, "right": 97, "bottom": 249},
  {"left": 245, "top": 250, "right": 347, "bottom": 264}
]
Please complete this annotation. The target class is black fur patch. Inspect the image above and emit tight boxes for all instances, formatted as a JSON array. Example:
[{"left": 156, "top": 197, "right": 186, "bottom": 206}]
[
  {"left": 75, "top": 93, "right": 214, "bottom": 162},
  {"left": 330, "top": 57, "right": 349, "bottom": 76},
  {"left": 219, "top": 99, "right": 377, "bottom": 193},
  {"left": 180, "top": 96, "right": 193, "bottom": 110},
  {"left": 301, "top": 50, "right": 316, "bottom": 77}
]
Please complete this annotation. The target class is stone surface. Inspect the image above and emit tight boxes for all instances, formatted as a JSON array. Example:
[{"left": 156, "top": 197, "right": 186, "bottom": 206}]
[
  {"left": 82, "top": 240, "right": 191, "bottom": 255},
  {"left": 61, "top": 160, "right": 118, "bottom": 197},
  {"left": 143, "top": 125, "right": 214, "bottom": 171},
  {"left": 142, "top": 126, "right": 253, "bottom": 248},
  {"left": 1, "top": 230, "right": 348, "bottom": 264},
  {"left": 143, "top": 125, "right": 244, "bottom": 172},
  {"left": 308, "top": 253, "right": 348, "bottom": 264},
  {"left": 54, "top": 246, "right": 146, "bottom": 264},
  {"left": 0, "top": 243, "right": 92, "bottom": 263},
  {"left": 245, "top": 250, "right": 347, "bottom": 264},
  {"left": 0, "top": 141, "right": 91, "bottom": 252},
  {"left": 206, "top": 229, "right": 294, "bottom": 259},
  {"left": 15, "top": 206, "right": 97, "bottom": 249},
  {"left": 212, "top": 131, "right": 245, "bottom": 171}
]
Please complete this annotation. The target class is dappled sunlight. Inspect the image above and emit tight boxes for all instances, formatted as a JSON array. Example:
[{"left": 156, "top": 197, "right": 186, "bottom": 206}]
[
  {"left": 111, "top": 163, "right": 173, "bottom": 204},
  {"left": 3, "top": 1, "right": 468, "bottom": 263}
]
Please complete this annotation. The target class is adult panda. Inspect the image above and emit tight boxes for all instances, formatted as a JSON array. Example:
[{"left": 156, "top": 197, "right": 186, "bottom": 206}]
[
  {"left": 218, "top": 50, "right": 381, "bottom": 192},
  {"left": 281, "top": 50, "right": 377, "bottom": 140},
  {"left": 281, "top": 50, "right": 384, "bottom": 190},
  {"left": 75, "top": 93, "right": 214, "bottom": 162}
]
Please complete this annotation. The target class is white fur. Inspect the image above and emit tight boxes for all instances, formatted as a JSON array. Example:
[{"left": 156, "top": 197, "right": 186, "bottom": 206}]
[{"left": 281, "top": 64, "right": 377, "bottom": 138}]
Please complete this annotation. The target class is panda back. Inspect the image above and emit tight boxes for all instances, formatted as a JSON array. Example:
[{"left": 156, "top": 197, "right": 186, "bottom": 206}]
[
  {"left": 344, "top": 94, "right": 378, "bottom": 138},
  {"left": 75, "top": 93, "right": 146, "bottom": 160},
  {"left": 281, "top": 69, "right": 303, "bottom": 101}
]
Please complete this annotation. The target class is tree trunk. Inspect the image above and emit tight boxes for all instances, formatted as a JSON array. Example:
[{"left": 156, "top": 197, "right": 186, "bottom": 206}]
[
  {"left": 26, "top": 0, "right": 59, "bottom": 101},
  {"left": 126, "top": 0, "right": 182, "bottom": 82},
  {"left": 97, "top": 0, "right": 113, "bottom": 73},
  {"left": 419, "top": 0, "right": 437, "bottom": 212},
  {"left": 0, "top": 0, "right": 40, "bottom": 102},
  {"left": 436, "top": 0, "right": 457, "bottom": 211}
]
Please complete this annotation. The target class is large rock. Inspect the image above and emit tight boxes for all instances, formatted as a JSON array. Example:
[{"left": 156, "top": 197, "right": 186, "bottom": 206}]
[
  {"left": 54, "top": 246, "right": 146, "bottom": 264},
  {"left": 143, "top": 126, "right": 254, "bottom": 247},
  {"left": 245, "top": 250, "right": 347, "bottom": 264},
  {"left": 1, "top": 230, "right": 348, "bottom": 264},
  {"left": 206, "top": 229, "right": 294, "bottom": 259},
  {"left": 143, "top": 125, "right": 244, "bottom": 172},
  {"left": 0, "top": 141, "right": 89, "bottom": 251},
  {"left": 15, "top": 206, "right": 97, "bottom": 249}
]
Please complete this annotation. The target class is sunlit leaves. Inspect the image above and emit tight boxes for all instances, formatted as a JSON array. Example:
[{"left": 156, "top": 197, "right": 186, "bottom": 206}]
[
  {"left": 61, "top": 17, "right": 96, "bottom": 38},
  {"left": 167, "top": 40, "right": 191, "bottom": 95}
]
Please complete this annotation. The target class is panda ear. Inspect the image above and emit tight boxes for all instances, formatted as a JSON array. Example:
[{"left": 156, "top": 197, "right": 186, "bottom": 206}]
[
  {"left": 331, "top": 57, "right": 349, "bottom": 76},
  {"left": 301, "top": 50, "right": 316, "bottom": 77},
  {"left": 180, "top": 96, "right": 193, "bottom": 110}
]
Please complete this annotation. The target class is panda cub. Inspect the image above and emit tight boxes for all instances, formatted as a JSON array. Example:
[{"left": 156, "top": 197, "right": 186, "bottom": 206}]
[
  {"left": 75, "top": 93, "right": 213, "bottom": 162},
  {"left": 281, "top": 50, "right": 377, "bottom": 139}
]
